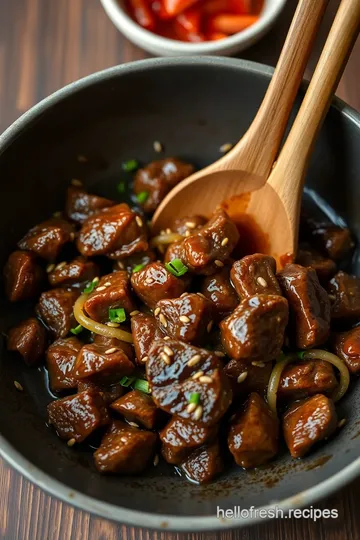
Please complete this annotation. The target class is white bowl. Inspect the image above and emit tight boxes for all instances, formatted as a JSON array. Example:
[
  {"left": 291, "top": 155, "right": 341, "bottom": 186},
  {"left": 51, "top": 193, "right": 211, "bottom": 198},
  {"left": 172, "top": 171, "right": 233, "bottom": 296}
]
[{"left": 100, "top": 0, "right": 287, "bottom": 57}]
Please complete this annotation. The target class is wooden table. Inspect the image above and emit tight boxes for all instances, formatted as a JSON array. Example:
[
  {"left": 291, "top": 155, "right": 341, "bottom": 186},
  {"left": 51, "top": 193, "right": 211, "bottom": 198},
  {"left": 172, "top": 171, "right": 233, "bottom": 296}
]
[{"left": 0, "top": 1, "right": 359, "bottom": 538}]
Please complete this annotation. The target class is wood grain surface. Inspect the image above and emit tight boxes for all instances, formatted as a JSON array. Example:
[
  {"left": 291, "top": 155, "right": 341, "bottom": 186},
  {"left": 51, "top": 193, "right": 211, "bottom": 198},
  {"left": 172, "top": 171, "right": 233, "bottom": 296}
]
[{"left": 0, "top": 0, "right": 359, "bottom": 539}]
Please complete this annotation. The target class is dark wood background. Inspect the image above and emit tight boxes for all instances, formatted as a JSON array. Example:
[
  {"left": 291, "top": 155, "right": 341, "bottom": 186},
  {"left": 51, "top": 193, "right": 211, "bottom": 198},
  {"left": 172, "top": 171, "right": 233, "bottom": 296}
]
[{"left": 0, "top": 0, "right": 359, "bottom": 538}]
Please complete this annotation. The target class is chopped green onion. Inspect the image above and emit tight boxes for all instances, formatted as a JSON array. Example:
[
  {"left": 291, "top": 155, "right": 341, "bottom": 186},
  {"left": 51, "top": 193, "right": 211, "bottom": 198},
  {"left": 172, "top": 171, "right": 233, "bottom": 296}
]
[
  {"left": 117, "top": 181, "right": 126, "bottom": 193},
  {"left": 109, "top": 308, "right": 126, "bottom": 323},
  {"left": 132, "top": 263, "right": 145, "bottom": 273},
  {"left": 165, "top": 258, "right": 188, "bottom": 277},
  {"left": 297, "top": 351, "right": 306, "bottom": 360},
  {"left": 83, "top": 281, "right": 96, "bottom": 294},
  {"left": 136, "top": 191, "right": 149, "bottom": 204},
  {"left": 120, "top": 376, "right": 136, "bottom": 388},
  {"left": 70, "top": 325, "right": 83, "bottom": 335},
  {"left": 188, "top": 392, "right": 200, "bottom": 405},
  {"left": 122, "top": 159, "right": 139, "bottom": 172},
  {"left": 134, "top": 379, "right": 151, "bottom": 394}
]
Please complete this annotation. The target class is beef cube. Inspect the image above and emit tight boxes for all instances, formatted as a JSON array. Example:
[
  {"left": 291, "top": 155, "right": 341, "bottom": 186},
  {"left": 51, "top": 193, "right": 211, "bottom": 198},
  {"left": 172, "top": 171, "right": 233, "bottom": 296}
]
[
  {"left": 333, "top": 327, "right": 360, "bottom": 373},
  {"left": 296, "top": 244, "right": 337, "bottom": 283},
  {"left": 111, "top": 390, "right": 158, "bottom": 429},
  {"left": 220, "top": 295, "right": 288, "bottom": 362},
  {"left": 4, "top": 250, "right": 44, "bottom": 302},
  {"left": 231, "top": 254, "right": 281, "bottom": 299},
  {"left": 133, "top": 158, "right": 194, "bottom": 213},
  {"left": 155, "top": 293, "right": 214, "bottom": 345},
  {"left": 48, "top": 257, "right": 99, "bottom": 289},
  {"left": 73, "top": 343, "right": 134, "bottom": 384},
  {"left": 181, "top": 440, "right": 223, "bottom": 484},
  {"left": 278, "top": 264, "right": 330, "bottom": 349},
  {"left": 47, "top": 389, "right": 110, "bottom": 442},
  {"left": 283, "top": 394, "right": 337, "bottom": 458},
  {"left": 147, "top": 339, "right": 232, "bottom": 426},
  {"left": 77, "top": 379, "right": 124, "bottom": 406},
  {"left": 164, "top": 240, "right": 184, "bottom": 266},
  {"left": 37, "top": 288, "right": 79, "bottom": 338},
  {"left": 328, "top": 271, "right": 360, "bottom": 320},
  {"left": 93, "top": 334, "right": 135, "bottom": 363},
  {"left": 131, "top": 313, "right": 163, "bottom": 365},
  {"left": 18, "top": 218, "right": 75, "bottom": 262},
  {"left": 46, "top": 337, "right": 82, "bottom": 392},
  {"left": 278, "top": 360, "right": 337, "bottom": 400},
  {"left": 94, "top": 420, "right": 157, "bottom": 473},
  {"left": 131, "top": 262, "right": 187, "bottom": 309},
  {"left": 83, "top": 271, "right": 136, "bottom": 323},
  {"left": 200, "top": 268, "right": 238, "bottom": 319},
  {"left": 77, "top": 203, "right": 148, "bottom": 259},
  {"left": 228, "top": 393, "right": 279, "bottom": 468},
  {"left": 301, "top": 213, "right": 354, "bottom": 261},
  {"left": 173, "top": 215, "right": 207, "bottom": 236},
  {"left": 115, "top": 250, "right": 156, "bottom": 274},
  {"left": 179, "top": 209, "right": 239, "bottom": 275},
  {"left": 160, "top": 416, "right": 217, "bottom": 464},
  {"left": 7, "top": 318, "right": 47, "bottom": 366},
  {"left": 65, "top": 186, "right": 114, "bottom": 224},
  {"left": 224, "top": 359, "right": 273, "bottom": 397}
]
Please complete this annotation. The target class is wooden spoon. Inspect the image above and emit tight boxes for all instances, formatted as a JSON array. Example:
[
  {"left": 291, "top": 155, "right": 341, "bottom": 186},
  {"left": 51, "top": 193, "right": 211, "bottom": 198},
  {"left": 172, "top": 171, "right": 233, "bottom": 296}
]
[
  {"left": 151, "top": 0, "right": 330, "bottom": 232},
  {"left": 241, "top": 0, "right": 360, "bottom": 268}
]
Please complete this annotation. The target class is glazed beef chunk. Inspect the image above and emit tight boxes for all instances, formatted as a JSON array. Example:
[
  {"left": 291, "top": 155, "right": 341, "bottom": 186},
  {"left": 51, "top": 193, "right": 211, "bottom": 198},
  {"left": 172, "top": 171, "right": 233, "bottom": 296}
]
[
  {"left": 333, "top": 327, "right": 360, "bottom": 373},
  {"left": 93, "top": 334, "right": 134, "bottom": 362},
  {"left": 48, "top": 257, "right": 99, "bottom": 288},
  {"left": 181, "top": 440, "right": 223, "bottom": 484},
  {"left": 133, "top": 158, "right": 194, "bottom": 213},
  {"left": 200, "top": 268, "right": 238, "bottom": 319},
  {"left": 115, "top": 250, "right": 156, "bottom": 274},
  {"left": 7, "top": 318, "right": 47, "bottom": 366},
  {"left": 228, "top": 393, "right": 279, "bottom": 468},
  {"left": 18, "top": 218, "right": 75, "bottom": 262},
  {"left": 4, "top": 251, "right": 43, "bottom": 301},
  {"left": 283, "top": 394, "right": 337, "bottom": 458},
  {"left": 278, "top": 264, "right": 330, "bottom": 349},
  {"left": 46, "top": 336, "right": 82, "bottom": 392},
  {"left": 160, "top": 416, "right": 217, "bottom": 465},
  {"left": 111, "top": 390, "right": 158, "bottom": 429},
  {"left": 278, "top": 360, "right": 337, "bottom": 400},
  {"left": 147, "top": 339, "right": 232, "bottom": 425},
  {"left": 172, "top": 215, "right": 207, "bottom": 236},
  {"left": 37, "top": 288, "right": 79, "bottom": 338},
  {"left": 78, "top": 379, "right": 124, "bottom": 406},
  {"left": 94, "top": 420, "right": 157, "bottom": 474},
  {"left": 131, "top": 262, "right": 187, "bottom": 309},
  {"left": 131, "top": 312, "right": 163, "bottom": 365},
  {"left": 328, "top": 271, "right": 360, "bottom": 321},
  {"left": 65, "top": 186, "right": 114, "bottom": 224},
  {"left": 296, "top": 244, "right": 337, "bottom": 283},
  {"left": 224, "top": 359, "right": 273, "bottom": 397},
  {"left": 83, "top": 271, "right": 136, "bottom": 323},
  {"left": 77, "top": 203, "right": 148, "bottom": 259},
  {"left": 47, "top": 389, "right": 109, "bottom": 442},
  {"left": 301, "top": 213, "right": 354, "bottom": 261},
  {"left": 231, "top": 254, "right": 282, "bottom": 299},
  {"left": 73, "top": 343, "right": 134, "bottom": 384},
  {"left": 220, "top": 295, "right": 288, "bottom": 362},
  {"left": 155, "top": 293, "right": 214, "bottom": 345}
]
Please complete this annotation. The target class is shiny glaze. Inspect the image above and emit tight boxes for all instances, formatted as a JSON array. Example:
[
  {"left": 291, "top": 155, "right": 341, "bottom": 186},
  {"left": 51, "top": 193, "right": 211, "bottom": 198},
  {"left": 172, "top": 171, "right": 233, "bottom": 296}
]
[
  {"left": 18, "top": 218, "right": 75, "bottom": 262},
  {"left": 131, "top": 262, "right": 187, "bottom": 308},
  {"left": 37, "top": 287, "right": 79, "bottom": 338},
  {"left": 84, "top": 271, "right": 136, "bottom": 322},
  {"left": 131, "top": 312, "right": 163, "bottom": 365},
  {"left": 7, "top": 317, "right": 47, "bottom": 367},
  {"left": 73, "top": 343, "right": 134, "bottom": 383},
  {"left": 65, "top": 186, "right": 114, "bottom": 224},
  {"left": 333, "top": 326, "right": 360, "bottom": 373},
  {"left": 230, "top": 253, "right": 281, "bottom": 299},
  {"left": 46, "top": 336, "right": 82, "bottom": 391},
  {"left": 48, "top": 256, "right": 99, "bottom": 288},
  {"left": 4, "top": 250, "right": 44, "bottom": 301},
  {"left": 278, "top": 360, "right": 337, "bottom": 399},
  {"left": 181, "top": 440, "right": 223, "bottom": 484},
  {"left": 328, "top": 271, "right": 360, "bottom": 320},
  {"left": 201, "top": 267, "right": 239, "bottom": 319},
  {"left": 110, "top": 390, "right": 158, "bottom": 429}
]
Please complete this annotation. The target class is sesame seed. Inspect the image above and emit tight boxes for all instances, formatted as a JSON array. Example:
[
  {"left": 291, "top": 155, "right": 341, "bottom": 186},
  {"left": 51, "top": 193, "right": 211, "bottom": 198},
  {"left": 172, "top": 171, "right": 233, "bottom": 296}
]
[
  {"left": 214, "top": 350, "right": 225, "bottom": 358},
  {"left": 105, "top": 347, "right": 118, "bottom": 354},
  {"left": 185, "top": 230, "right": 191, "bottom": 237},
  {"left": 186, "top": 222, "right": 196, "bottom": 229},
  {"left": 328, "top": 294, "right": 336, "bottom": 301},
  {"left": 154, "top": 307, "right": 161, "bottom": 316},
  {"left": 14, "top": 381, "right": 23, "bottom": 391},
  {"left": 237, "top": 372, "right": 248, "bottom": 383},
  {"left": 252, "top": 361, "right": 266, "bottom": 368},
  {"left": 338, "top": 418, "right": 346, "bottom": 428},
  {"left": 153, "top": 140, "right": 163, "bottom": 153},
  {"left": 106, "top": 321, "right": 120, "bottom": 328},
  {"left": 187, "top": 402, "right": 198, "bottom": 414},
  {"left": 153, "top": 454, "right": 160, "bottom": 466},
  {"left": 77, "top": 154, "right": 88, "bottom": 163},
  {"left": 188, "top": 354, "right": 202, "bottom": 367},
  {"left": 128, "top": 421, "right": 139, "bottom": 428},
  {"left": 214, "top": 260, "right": 224, "bottom": 267},
  {"left": 160, "top": 352, "right": 171, "bottom": 365},
  {"left": 163, "top": 345, "right": 174, "bottom": 356},
  {"left": 96, "top": 286, "right": 106, "bottom": 292},
  {"left": 163, "top": 336, "right": 171, "bottom": 341},
  {"left": 67, "top": 438, "right": 76, "bottom": 447},
  {"left": 165, "top": 228, "right": 172, "bottom": 234},
  {"left": 207, "top": 321, "right": 213, "bottom": 333},
  {"left": 193, "top": 405, "right": 203, "bottom": 421},
  {"left": 117, "top": 261, "right": 125, "bottom": 269},
  {"left": 145, "top": 278, "right": 153, "bottom": 285},
  {"left": 92, "top": 276, "right": 100, "bottom": 284},
  {"left": 180, "top": 315, "right": 190, "bottom": 323},
  {"left": 276, "top": 316, "right": 282, "bottom": 323},
  {"left": 180, "top": 292, "right": 187, "bottom": 298},
  {"left": 70, "top": 232, "right": 75, "bottom": 241},
  {"left": 136, "top": 216, "right": 143, "bottom": 227},
  {"left": 71, "top": 178, "right": 83, "bottom": 187},
  {"left": 257, "top": 276, "right": 268, "bottom": 287},
  {"left": 46, "top": 263, "right": 55, "bottom": 273},
  {"left": 192, "top": 370, "right": 204, "bottom": 379},
  {"left": 221, "top": 237, "right": 229, "bottom": 247},
  {"left": 219, "top": 143, "right": 233, "bottom": 153},
  {"left": 199, "top": 375, "right": 212, "bottom": 383},
  {"left": 103, "top": 281, "right": 112, "bottom": 287},
  {"left": 55, "top": 261, "right": 66, "bottom": 270},
  {"left": 197, "top": 292, "right": 206, "bottom": 299},
  {"left": 120, "top": 437, "right": 128, "bottom": 443},
  {"left": 142, "top": 356, "right": 149, "bottom": 363},
  {"left": 159, "top": 314, "right": 168, "bottom": 327},
  {"left": 130, "top": 310, "right": 140, "bottom": 316}
]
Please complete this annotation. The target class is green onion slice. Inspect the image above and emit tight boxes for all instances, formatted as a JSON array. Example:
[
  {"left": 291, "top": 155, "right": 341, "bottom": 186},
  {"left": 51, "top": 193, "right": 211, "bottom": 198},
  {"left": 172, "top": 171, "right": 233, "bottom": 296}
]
[
  {"left": 165, "top": 258, "right": 188, "bottom": 277},
  {"left": 70, "top": 324, "right": 83, "bottom": 335},
  {"left": 83, "top": 281, "right": 96, "bottom": 294},
  {"left": 136, "top": 191, "right": 149, "bottom": 204},
  {"left": 120, "top": 376, "right": 136, "bottom": 388},
  {"left": 132, "top": 263, "right": 145, "bottom": 273},
  {"left": 122, "top": 159, "right": 139, "bottom": 172},
  {"left": 134, "top": 379, "right": 151, "bottom": 394},
  {"left": 188, "top": 392, "right": 200, "bottom": 405},
  {"left": 117, "top": 181, "right": 126, "bottom": 193},
  {"left": 109, "top": 308, "right": 126, "bottom": 323}
]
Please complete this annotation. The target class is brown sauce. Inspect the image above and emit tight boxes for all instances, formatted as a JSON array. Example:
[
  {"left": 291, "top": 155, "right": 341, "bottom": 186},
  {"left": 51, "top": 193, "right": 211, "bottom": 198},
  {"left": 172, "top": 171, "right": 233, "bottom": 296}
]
[{"left": 305, "top": 455, "right": 332, "bottom": 470}]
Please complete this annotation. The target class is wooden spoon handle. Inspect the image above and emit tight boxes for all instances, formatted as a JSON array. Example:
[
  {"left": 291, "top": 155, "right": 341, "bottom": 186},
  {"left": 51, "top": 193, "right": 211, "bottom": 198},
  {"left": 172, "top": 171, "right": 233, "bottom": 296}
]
[{"left": 219, "top": 0, "right": 330, "bottom": 177}]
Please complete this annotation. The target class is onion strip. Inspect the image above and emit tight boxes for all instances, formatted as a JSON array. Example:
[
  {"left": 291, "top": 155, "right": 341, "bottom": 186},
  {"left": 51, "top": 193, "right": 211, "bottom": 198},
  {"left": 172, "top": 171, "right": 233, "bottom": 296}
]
[
  {"left": 267, "top": 354, "right": 297, "bottom": 415},
  {"left": 150, "top": 232, "right": 184, "bottom": 247},
  {"left": 73, "top": 294, "right": 133, "bottom": 343},
  {"left": 302, "top": 349, "right": 350, "bottom": 403}
]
